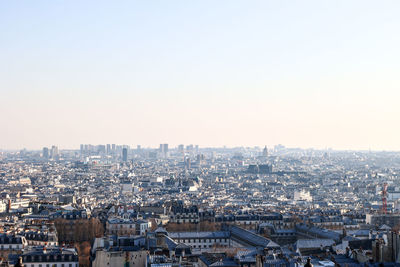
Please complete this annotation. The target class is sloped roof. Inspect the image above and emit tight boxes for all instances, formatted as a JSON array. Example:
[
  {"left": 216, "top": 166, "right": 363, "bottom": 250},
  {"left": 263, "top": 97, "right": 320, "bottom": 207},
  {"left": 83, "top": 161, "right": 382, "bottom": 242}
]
[
  {"left": 230, "top": 226, "right": 279, "bottom": 248},
  {"left": 379, "top": 224, "right": 392, "bottom": 230},
  {"left": 210, "top": 259, "right": 239, "bottom": 267},
  {"left": 169, "top": 231, "right": 229, "bottom": 239},
  {"left": 295, "top": 239, "right": 335, "bottom": 249}
]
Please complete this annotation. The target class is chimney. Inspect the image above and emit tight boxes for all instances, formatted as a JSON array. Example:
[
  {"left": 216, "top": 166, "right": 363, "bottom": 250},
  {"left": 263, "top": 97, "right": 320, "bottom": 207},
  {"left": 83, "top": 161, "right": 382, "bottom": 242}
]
[{"left": 7, "top": 199, "right": 11, "bottom": 212}]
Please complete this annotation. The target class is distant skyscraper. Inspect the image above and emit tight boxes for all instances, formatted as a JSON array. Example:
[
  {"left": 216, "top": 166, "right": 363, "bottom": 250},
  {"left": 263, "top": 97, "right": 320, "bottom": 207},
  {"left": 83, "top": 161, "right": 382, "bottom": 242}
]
[
  {"left": 50, "top": 145, "right": 58, "bottom": 159},
  {"left": 42, "top": 147, "right": 49, "bottom": 158},
  {"left": 178, "top": 144, "right": 184, "bottom": 152},
  {"left": 106, "top": 144, "right": 111, "bottom": 154},
  {"left": 262, "top": 146, "right": 268, "bottom": 157},
  {"left": 159, "top": 144, "right": 168, "bottom": 153},
  {"left": 185, "top": 157, "right": 191, "bottom": 169},
  {"left": 122, "top": 148, "right": 128, "bottom": 162},
  {"left": 159, "top": 144, "right": 168, "bottom": 158}
]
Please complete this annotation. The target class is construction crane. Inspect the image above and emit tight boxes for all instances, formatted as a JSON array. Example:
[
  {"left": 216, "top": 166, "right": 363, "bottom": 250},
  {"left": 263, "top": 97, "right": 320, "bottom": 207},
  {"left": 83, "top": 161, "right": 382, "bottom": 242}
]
[{"left": 382, "top": 182, "right": 388, "bottom": 214}]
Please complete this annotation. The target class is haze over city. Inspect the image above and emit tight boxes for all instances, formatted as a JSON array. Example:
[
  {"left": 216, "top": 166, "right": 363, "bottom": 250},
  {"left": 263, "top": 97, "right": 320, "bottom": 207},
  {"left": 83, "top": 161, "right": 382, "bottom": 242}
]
[
  {"left": 4, "top": 2, "right": 400, "bottom": 267},
  {"left": 1, "top": 0, "right": 400, "bottom": 150}
]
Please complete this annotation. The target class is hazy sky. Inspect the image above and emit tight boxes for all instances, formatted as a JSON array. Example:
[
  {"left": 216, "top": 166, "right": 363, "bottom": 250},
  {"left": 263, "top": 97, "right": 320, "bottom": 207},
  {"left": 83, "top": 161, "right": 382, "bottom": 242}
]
[{"left": 1, "top": 1, "right": 400, "bottom": 150}]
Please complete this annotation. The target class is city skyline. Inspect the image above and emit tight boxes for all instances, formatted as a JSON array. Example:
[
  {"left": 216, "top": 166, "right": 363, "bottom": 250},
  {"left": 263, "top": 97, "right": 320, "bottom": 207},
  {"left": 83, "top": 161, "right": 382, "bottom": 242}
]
[
  {"left": 1, "top": 0, "right": 400, "bottom": 150},
  {"left": 2, "top": 143, "right": 400, "bottom": 152}
]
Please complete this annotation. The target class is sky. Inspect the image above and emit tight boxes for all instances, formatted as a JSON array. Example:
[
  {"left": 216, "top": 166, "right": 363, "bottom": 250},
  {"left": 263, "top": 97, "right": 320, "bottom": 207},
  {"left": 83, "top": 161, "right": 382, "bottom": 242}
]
[{"left": 1, "top": 0, "right": 400, "bottom": 150}]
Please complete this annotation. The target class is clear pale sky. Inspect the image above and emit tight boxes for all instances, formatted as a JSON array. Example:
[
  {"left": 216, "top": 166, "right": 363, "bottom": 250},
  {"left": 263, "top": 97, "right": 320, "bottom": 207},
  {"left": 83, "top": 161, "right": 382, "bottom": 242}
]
[{"left": 1, "top": 1, "right": 400, "bottom": 150}]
